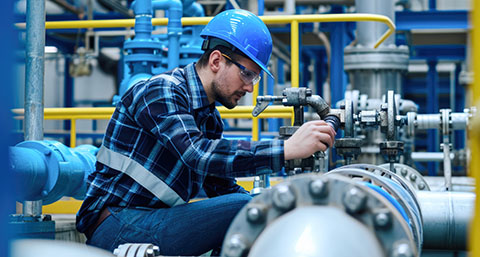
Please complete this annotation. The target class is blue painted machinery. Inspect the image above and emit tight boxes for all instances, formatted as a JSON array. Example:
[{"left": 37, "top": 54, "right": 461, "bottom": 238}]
[
  {"left": 10, "top": 141, "right": 97, "bottom": 205},
  {"left": 115, "top": 0, "right": 204, "bottom": 103},
  {"left": 9, "top": 141, "right": 97, "bottom": 239}
]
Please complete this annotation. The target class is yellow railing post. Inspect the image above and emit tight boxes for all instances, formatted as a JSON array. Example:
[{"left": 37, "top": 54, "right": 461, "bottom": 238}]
[
  {"left": 252, "top": 82, "right": 260, "bottom": 141},
  {"left": 70, "top": 119, "right": 76, "bottom": 148},
  {"left": 470, "top": 0, "right": 480, "bottom": 255},
  {"left": 291, "top": 20, "right": 299, "bottom": 89}
]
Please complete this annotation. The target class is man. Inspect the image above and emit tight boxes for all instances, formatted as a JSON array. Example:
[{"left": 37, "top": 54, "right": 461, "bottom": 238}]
[{"left": 76, "top": 9, "right": 336, "bottom": 255}]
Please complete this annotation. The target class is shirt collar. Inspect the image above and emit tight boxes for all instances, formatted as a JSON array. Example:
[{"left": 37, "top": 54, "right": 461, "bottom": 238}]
[{"left": 185, "top": 63, "right": 213, "bottom": 110}]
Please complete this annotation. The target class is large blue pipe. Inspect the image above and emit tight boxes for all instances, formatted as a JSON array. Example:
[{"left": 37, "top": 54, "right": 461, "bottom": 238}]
[{"left": 9, "top": 141, "right": 98, "bottom": 205}]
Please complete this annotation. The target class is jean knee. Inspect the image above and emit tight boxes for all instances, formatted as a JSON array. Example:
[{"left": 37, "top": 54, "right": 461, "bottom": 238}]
[{"left": 228, "top": 193, "right": 252, "bottom": 210}]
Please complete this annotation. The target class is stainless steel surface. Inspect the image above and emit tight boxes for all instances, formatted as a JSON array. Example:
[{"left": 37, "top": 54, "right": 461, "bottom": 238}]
[
  {"left": 411, "top": 152, "right": 454, "bottom": 162},
  {"left": 23, "top": 0, "right": 46, "bottom": 217},
  {"left": 248, "top": 206, "right": 383, "bottom": 257},
  {"left": 417, "top": 191, "right": 475, "bottom": 250},
  {"left": 222, "top": 174, "right": 418, "bottom": 257},
  {"left": 356, "top": 0, "right": 395, "bottom": 47},
  {"left": 416, "top": 114, "right": 441, "bottom": 130}
]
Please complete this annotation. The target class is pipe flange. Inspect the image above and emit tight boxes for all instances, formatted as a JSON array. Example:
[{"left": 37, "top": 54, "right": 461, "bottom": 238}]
[
  {"left": 328, "top": 166, "right": 423, "bottom": 252},
  {"left": 378, "top": 163, "right": 430, "bottom": 191},
  {"left": 222, "top": 174, "right": 418, "bottom": 257},
  {"left": 344, "top": 45, "right": 409, "bottom": 71}
]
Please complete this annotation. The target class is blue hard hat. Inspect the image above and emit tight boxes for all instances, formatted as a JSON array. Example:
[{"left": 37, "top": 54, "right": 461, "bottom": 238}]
[{"left": 200, "top": 9, "right": 273, "bottom": 78}]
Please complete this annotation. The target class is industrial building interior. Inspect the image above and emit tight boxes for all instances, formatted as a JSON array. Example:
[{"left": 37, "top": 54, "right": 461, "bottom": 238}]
[{"left": 2, "top": 0, "right": 480, "bottom": 256}]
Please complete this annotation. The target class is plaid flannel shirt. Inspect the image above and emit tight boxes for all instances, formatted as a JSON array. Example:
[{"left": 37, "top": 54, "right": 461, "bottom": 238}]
[{"left": 76, "top": 63, "right": 284, "bottom": 233}]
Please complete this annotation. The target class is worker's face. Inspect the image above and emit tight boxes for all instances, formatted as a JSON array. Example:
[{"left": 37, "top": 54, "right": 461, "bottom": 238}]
[{"left": 212, "top": 55, "right": 260, "bottom": 109}]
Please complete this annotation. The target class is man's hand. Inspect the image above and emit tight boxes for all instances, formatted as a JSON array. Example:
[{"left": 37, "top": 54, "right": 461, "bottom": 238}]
[{"left": 284, "top": 120, "right": 336, "bottom": 160}]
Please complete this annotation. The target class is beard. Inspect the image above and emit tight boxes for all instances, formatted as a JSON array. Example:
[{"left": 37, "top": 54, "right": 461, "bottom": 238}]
[{"left": 212, "top": 79, "right": 245, "bottom": 109}]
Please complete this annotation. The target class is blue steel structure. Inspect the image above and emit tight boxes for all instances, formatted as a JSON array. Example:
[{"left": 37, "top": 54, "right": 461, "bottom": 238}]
[{"left": 2, "top": 0, "right": 15, "bottom": 255}]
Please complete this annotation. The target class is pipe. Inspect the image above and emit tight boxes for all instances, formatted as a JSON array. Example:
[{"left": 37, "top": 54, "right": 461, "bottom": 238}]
[
  {"left": 12, "top": 106, "right": 294, "bottom": 119},
  {"left": 184, "top": 2, "right": 204, "bottom": 17},
  {"left": 355, "top": 0, "right": 395, "bottom": 47},
  {"left": 417, "top": 191, "right": 475, "bottom": 250},
  {"left": 248, "top": 206, "right": 384, "bottom": 257},
  {"left": 152, "top": 0, "right": 183, "bottom": 70},
  {"left": 411, "top": 152, "right": 454, "bottom": 162},
  {"left": 24, "top": 0, "right": 46, "bottom": 217}
]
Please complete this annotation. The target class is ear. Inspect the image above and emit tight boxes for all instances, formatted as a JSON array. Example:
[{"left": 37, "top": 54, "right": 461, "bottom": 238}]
[{"left": 209, "top": 50, "right": 223, "bottom": 73}]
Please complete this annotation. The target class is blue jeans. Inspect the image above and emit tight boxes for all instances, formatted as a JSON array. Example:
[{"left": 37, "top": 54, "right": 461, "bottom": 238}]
[{"left": 87, "top": 193, "right": 252, "bottom": 255}]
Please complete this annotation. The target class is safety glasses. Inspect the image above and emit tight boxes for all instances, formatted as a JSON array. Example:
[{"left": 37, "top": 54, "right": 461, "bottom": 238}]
[{"left": 222, "top": 53, "right": 261, "bottom": 86}]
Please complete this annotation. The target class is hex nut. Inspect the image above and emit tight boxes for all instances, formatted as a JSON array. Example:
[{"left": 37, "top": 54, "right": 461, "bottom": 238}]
[
  {"left": 272, "top": 185, "right": 296, "bottom": 211},
  {"left": 309, "top": 179, "right": 328, "bottom": 198},
  {"left": 224, "top": 234, "right": 249, "bottom": 257},
  {"left": 343, "top": 186, "right": 367, "bottom": 213}
]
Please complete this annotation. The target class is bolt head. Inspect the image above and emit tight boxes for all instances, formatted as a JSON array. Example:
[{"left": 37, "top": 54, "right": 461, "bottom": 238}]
[
  {"left": 272, "top": 185, "right": 296, "bottom": 211},
  {"left": 391, "top": 242, "right": 413, "bottom": 257},
  {"left": 246, "top": 206, "right": 265, "bottom": 224},
  {"left": 409, "top": 173, "right": 417, "bottom": 181},
  {"left": 224, "top": 234, "right": 248, "bottom": 257},
  {"left": 400, "top": 168, "right": 408, "bottom": 176},
  {"left": 374, "top": 211, "right": 391, "bottom": 228},
  {"left": 343, "top": 186, "right": 367, "bottom": 213},
  {"left": 418, "top": 183, "right": 426, "bottom": 190},
  {"left": 309, "top": 179, "right": 328, "bottom": 198},
  {"left": 146, "top": 248, "right": 155, "bottom": 257}
]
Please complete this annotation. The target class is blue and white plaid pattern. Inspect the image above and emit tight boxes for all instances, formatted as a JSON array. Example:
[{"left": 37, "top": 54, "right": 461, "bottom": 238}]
[{"left": 76, "top": 63, "right": 284, "bottom": 233}]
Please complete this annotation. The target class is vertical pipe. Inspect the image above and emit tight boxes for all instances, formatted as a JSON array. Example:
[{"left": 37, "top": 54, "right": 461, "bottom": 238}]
[
  {"left": 1, "top": 0, "right": 15, "bottom": 255},
  {"left": 151, "top": 0, "right": 183, "bottom": 70},
  {"left": 24, "top": 0, "right": 46, "bottom": 217},
  {"left": 291, "top": 20, "right": 299, "bottom": 88},
  {"left": 330, "top": 22, "right": 347, "bottom": 105},
  {"left": 356, "top": 0, "right": 395, "bottom": 47},
  {"left": 469, "top": 0, "right": 480, "bottom": 254},
  {"left": 427, "top": 60, "right": 439, "bottom": 176}
]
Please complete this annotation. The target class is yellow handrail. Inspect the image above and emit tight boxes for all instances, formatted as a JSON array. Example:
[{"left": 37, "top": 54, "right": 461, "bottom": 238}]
[
  {"left": 16, "top": 13, "right": 395, "bottom": 90},
  {"left": 13, "top": 13, "right": 395, "bottom": 146},
  {"left": 470, "top": 0, "right": 480, "bottom": 255},
  {"left": 12, "top": 106, "right": 293, "bottom": 147}
]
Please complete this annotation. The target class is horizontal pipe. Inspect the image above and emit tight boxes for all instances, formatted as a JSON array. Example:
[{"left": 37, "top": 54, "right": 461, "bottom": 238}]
[
  {"left": 417, "top": 191, "right": 475, "bottom": 250},
  {"left": 12, "top": 106, "right": 294, "bottom": 120},
  {"left": 411, "top": 152, "right": 454, "bottom": 162},
  {"left": 16, "top": 14, "right": 394, "bottom": 49}
]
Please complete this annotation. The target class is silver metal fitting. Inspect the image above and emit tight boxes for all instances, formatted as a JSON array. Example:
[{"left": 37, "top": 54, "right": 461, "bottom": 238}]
[
  {"left": 272, "top": 184, "right": 296, "bottom": 211},
  {"left": 309, "top": 179, "right": 328, "bottom": 198},
  {"left": 343, "top": 186, "right": 367, "bottom": 213},
  {"left": 224, "top": 234, "right": 249, "bottom": 257}
]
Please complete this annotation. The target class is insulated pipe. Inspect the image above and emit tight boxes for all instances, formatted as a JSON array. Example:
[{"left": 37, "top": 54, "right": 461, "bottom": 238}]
[
  {"left": 24, "top": 0, "right": 46, "bottom": 217},
  {"left": 152, "top": 0, "right": 182, "bottom": 70},
  {"left": 417, "top": 191, "right": 475, "bottom": 250},
  {"left": 355, "top": 0, "right": 395, "bottom": 47}
]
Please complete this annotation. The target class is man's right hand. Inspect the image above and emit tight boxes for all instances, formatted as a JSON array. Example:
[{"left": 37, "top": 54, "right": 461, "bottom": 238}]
[{"left": 284, "top": 120, "right": 336, "bottom": 160}]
